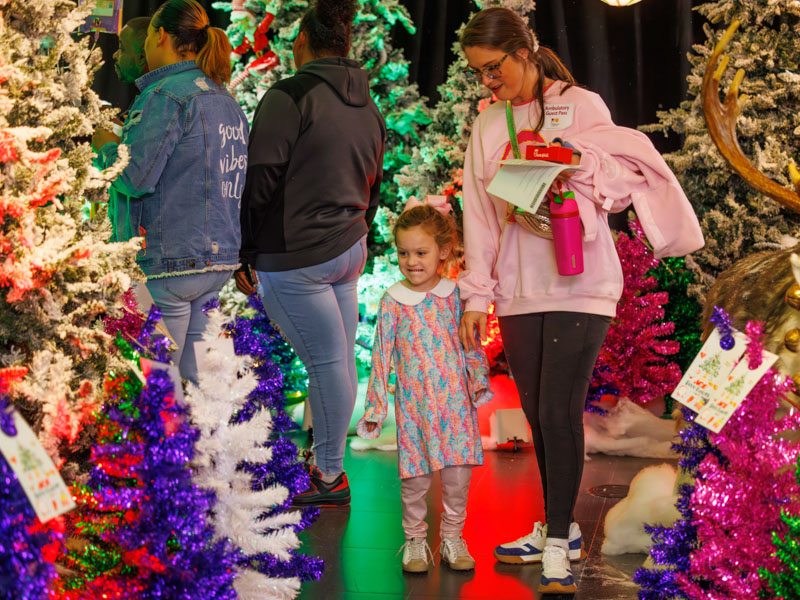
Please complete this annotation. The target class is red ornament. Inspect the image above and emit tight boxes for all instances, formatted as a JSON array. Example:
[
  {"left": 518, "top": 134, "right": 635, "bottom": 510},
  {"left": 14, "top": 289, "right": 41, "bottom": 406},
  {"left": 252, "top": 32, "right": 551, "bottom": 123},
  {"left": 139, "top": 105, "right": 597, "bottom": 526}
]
[{"left": 229, "top": 4, "right": 280, "bottom": 89}]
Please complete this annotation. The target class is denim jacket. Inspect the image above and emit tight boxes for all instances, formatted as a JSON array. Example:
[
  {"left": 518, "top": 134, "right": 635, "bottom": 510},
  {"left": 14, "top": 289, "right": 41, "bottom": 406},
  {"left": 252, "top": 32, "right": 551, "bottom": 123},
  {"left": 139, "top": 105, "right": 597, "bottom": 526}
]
[{"left": 98, "top": 61, "right": 248, "bottom": 279}]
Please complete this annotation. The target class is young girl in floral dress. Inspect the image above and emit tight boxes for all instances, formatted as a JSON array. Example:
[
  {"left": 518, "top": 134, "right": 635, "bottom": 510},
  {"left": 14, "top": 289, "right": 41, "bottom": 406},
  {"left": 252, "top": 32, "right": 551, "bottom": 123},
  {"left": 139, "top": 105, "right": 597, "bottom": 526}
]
[{"left": 358, "top": 200, "right": 492, "bottom": 573}]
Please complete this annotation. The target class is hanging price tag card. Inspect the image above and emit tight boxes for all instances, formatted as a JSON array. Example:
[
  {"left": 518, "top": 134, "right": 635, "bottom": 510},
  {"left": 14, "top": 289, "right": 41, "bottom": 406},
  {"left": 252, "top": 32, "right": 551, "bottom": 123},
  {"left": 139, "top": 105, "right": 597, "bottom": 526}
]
[
  {"left": 671, "top": 328, "right": 748, "bottom": 413},
  {"left": 695, "top": 349, "right": 778, "bottom": 432},
  {"left": 0, "top": 412, "right": 75, "bottom": 523}
]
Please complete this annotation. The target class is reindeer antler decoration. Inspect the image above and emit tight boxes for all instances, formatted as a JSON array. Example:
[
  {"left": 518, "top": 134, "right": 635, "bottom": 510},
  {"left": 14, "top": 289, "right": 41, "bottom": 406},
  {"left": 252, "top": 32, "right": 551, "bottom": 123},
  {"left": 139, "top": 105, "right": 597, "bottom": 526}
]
[{"left": 702, "top": 20, "right": 800, "bottom": 213}]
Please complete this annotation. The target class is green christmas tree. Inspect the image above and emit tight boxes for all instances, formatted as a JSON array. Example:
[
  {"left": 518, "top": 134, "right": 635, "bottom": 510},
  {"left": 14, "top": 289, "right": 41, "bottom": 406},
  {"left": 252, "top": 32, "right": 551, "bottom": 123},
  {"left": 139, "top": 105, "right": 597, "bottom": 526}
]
[
  {"left": 215, "top": 0, "right": 431, "bottom": 216},
  {"left": 650, "top": 256, "right": 704, "bottom": 373},
  {"left": 214, "top": 0, "right": 432, "bottom": 378},
  {"left": 641, "top": 0, "right": 800, "bottom": 298}
]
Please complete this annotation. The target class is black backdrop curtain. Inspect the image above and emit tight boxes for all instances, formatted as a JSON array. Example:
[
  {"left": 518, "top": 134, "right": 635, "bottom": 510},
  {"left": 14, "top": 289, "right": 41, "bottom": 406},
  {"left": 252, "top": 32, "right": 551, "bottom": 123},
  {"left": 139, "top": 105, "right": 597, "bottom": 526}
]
[
  {"left": 92, "top": 0, "right": 705, "bottom": 152},
  {"left": 396, "top": 0, "right": 704, "bottom": 153}
]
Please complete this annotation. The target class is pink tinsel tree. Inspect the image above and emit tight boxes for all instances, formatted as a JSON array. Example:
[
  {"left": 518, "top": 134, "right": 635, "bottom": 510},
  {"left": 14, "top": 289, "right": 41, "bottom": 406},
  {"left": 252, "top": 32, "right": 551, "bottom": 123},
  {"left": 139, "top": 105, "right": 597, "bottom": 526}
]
[
  {"left": 675, "top": 323, "right": 800, "bottom": 600},
  {"left": 589, "top": 220, "right": 681, "bottom": 409}
]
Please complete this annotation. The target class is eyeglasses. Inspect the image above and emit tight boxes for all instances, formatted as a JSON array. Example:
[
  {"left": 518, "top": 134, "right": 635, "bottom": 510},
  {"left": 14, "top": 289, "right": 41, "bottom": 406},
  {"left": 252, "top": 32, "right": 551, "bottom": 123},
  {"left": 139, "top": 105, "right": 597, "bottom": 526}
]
[{"left": 464, "top": 54, "right": 509, "bottom": 81}]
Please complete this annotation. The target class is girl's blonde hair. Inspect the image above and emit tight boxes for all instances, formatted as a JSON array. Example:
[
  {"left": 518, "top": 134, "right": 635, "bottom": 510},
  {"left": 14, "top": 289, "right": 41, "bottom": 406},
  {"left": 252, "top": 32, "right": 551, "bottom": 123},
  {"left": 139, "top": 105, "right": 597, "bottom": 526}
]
[
  {"left": 152, "top": 0, "right": 232, "bottom": 85},
  {"left": 460, "top": 7, "right": 576, "bottom": 133},
  {"left": 393, "top": 205, "right": 457, "bottom": 251}
]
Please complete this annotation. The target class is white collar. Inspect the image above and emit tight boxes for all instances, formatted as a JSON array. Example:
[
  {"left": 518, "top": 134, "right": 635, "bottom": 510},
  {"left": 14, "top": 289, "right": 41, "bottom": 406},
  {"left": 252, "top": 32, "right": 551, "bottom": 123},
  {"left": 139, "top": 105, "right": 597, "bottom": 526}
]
[{"left": 387, "top": 278, "right": 456, "bottom": 306}]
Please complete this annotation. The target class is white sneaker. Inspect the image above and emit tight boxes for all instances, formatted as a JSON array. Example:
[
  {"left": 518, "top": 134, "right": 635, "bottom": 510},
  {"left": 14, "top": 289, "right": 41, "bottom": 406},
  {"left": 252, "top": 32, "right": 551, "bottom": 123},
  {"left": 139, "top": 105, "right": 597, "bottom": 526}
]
[
  {"left": 398, "top": 537, "right": 432, "bottom": 573},
  {"left": 440, "top": 536, "right": 476, "bottom": 570},
  {"left": 494, "top": 521, "right": 585, "bottom": 564},
  {"left": 538, "top": 545, "right": 577, "bottom": 594}
]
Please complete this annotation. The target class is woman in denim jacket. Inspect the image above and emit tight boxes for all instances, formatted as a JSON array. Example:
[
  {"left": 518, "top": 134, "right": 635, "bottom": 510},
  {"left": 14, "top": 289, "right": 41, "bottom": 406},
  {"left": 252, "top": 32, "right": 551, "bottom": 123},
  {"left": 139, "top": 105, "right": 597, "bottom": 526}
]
[{"left": 94, "top": 0, "right": 248, "bottom": 385}]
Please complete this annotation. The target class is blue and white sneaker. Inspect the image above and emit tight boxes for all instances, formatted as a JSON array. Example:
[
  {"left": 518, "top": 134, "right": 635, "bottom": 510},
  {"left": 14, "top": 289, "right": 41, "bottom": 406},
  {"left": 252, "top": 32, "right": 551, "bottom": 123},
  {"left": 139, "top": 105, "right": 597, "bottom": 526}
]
[
  {"left": 494, "top": 522, "right": 586, "bottom": 564},
  {"left": 538, "top": 545, "right": 577, "bottom": 594}
]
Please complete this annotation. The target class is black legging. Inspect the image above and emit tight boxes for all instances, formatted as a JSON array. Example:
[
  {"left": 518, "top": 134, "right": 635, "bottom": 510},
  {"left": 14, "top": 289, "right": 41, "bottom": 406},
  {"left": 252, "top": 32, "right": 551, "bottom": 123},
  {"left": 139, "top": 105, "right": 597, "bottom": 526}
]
[{"left": 498, "top": 311, "right": 611, "bottom": 539}]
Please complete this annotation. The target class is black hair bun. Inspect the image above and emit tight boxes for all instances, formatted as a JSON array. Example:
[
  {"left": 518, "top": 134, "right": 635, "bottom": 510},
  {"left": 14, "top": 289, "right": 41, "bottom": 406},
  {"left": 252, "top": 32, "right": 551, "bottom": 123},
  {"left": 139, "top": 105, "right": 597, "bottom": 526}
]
[{"left": 315, "top": 0, "right": 356, "bottom": 28}]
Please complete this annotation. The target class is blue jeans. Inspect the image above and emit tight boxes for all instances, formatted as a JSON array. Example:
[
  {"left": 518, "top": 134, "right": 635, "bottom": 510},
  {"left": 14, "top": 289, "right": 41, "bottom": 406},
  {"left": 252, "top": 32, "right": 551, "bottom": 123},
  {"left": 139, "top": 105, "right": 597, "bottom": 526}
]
[
  {"left": 256, "top": 236, "right": 367, "bottom": 476},
  {"left": 147, "top": 270, "right": 233, "bottom": 386}
]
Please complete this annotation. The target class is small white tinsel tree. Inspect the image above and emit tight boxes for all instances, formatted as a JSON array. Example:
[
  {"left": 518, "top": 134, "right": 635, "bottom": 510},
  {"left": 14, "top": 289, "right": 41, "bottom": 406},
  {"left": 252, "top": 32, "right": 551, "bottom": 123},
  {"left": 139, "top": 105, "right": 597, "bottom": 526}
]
[
  {"left": 641, "top": 0, "right": 800, "bottom": 298},
  {"left": 187, "top": 307, "right": 321, "bottom": 599},
  {"left": 0, "top": 0, "right": 141, "bottom": 471}
]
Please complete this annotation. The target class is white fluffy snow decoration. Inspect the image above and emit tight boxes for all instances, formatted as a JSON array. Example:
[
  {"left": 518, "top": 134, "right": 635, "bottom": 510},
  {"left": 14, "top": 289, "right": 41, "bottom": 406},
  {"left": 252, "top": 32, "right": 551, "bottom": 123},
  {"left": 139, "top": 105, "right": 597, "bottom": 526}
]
[
  {"left": 585, "top": 399, "right": 677, "bottom": 459},
  {"left": 601, "top": 463, "right": 679, "bottom": 555}
]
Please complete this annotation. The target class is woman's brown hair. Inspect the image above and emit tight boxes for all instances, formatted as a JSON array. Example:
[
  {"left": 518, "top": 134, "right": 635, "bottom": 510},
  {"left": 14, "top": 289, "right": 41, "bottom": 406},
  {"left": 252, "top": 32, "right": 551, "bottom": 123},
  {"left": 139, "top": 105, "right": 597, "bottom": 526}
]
[
  {"left": 152, "top": 0, "right": 232, "bottom": 85},
  {"left": 460, "top": 7, "right": 576, "bottom": 133}
]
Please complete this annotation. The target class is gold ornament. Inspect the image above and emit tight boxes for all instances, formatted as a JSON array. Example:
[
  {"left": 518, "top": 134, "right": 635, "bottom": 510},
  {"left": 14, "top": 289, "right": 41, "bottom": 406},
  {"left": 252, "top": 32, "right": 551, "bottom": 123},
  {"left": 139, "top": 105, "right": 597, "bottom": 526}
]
[
  {"left": 786, "top": 284, "right": 800, "bottom": 310},
  {"left": 785, "top": 329, "right": 800, "bottom": 352},
  {"left": 792, "top": 374, "right": 800, "bottom": 393}
]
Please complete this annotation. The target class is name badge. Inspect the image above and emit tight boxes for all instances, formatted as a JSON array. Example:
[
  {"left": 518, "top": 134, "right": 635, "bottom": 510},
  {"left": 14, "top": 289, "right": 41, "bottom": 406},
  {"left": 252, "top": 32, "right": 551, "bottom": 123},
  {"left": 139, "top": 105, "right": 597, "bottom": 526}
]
[{"left": 543, "top": 104, "right": 573, "bottom": 130}]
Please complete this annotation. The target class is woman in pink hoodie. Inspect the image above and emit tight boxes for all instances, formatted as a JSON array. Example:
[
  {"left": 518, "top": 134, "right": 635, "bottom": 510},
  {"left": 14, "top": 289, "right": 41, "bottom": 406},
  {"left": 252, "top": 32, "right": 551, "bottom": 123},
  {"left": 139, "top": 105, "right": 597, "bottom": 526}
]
[{"left": 457, "top": 7, "right": 702, "bottom": 596}]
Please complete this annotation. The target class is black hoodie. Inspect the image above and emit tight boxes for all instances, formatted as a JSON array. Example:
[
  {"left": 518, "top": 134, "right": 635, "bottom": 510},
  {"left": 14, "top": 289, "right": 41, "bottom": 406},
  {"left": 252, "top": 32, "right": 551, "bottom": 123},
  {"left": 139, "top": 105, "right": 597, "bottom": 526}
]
[{"left": 240, "top": 57, "right": 386, "bottom": 272}]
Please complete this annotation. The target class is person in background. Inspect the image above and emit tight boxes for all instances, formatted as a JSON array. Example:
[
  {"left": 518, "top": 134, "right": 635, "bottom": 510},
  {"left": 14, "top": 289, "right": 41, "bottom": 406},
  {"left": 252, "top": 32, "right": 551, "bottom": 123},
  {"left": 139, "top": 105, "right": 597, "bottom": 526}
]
[
  {"left": 235, "top": 0, "right": 386, "bottom": 507},
  {"left": 107, "top": 16, "right": 150, "bottom": 243},
  {"left": 93, "top": 0, "right": 248, "bottom": 386},
  {"left": 114, "top": 16, "right": 151, "bottom": 85}
]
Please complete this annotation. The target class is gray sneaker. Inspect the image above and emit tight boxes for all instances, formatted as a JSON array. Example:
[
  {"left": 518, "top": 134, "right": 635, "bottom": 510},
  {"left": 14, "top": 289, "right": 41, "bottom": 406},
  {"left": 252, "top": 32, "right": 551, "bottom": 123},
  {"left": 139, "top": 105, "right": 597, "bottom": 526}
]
[
  {"left": 440, "top": 536, "right": 476, "bottom": 570},
  {"left": 399, "top": 537, "right": 432, "bottom": 573}
]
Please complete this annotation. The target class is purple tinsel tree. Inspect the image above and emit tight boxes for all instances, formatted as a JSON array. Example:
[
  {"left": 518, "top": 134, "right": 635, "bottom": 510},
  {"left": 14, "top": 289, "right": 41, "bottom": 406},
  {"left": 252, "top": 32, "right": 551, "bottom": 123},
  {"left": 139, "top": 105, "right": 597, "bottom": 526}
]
[
  {"left": 587, "top": 220, "right": 681, "bottom": 413},
  {"left": 633, "top": 409, "right": 716, "bottom": 600},
  {"left": 0, "top": 396, "right": 59, "bottom": 600},
  {"left": 224, "top": 294, "right": 324, "bottom": 587},
  {"left": 636, "top": 311, "right": 800, "bottom": 600},
  {"left": 57, "top": 308, "right": 239, "bottom": 599}
]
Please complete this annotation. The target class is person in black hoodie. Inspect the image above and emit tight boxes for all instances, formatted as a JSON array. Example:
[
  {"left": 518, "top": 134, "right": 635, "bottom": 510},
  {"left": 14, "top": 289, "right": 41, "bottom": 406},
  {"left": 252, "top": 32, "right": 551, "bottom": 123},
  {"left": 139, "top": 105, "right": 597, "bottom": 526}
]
[{"left": 236, "top": 0, "right": 386, "bottom": 507}]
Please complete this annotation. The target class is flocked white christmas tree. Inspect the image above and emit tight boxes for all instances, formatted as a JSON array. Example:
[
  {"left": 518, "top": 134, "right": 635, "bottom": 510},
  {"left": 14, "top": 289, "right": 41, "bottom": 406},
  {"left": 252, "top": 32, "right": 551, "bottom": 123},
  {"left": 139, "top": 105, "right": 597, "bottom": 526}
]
[
  {"left": 641, "top": 0, "right": 800, "bottom": 298},
  {"left": 0, "top": 0, "right": 141, "bottom": 473}
]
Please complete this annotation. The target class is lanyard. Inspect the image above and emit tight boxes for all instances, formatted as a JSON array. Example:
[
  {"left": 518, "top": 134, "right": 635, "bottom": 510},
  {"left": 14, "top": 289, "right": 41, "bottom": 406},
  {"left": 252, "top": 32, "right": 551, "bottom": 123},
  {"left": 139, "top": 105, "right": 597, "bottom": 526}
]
[
  {"left": 505, "top": 101, "right": 522, "bottom": 160},
  {"left": 505, "top": 100, "right": 563, "bottom": 203}
]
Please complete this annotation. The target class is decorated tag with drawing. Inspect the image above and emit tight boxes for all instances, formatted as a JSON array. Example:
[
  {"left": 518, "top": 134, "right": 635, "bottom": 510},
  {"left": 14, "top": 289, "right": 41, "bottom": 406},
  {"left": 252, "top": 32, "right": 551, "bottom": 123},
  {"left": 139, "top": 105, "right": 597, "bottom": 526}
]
[
  {"left": 671, "top": 328, "right": 748, "bottom": 413},
  {"left": 694, "top": 348, "right": 778, "bottom": 432},
  {"left": 0, "top": 412, "right": 75, "bottom": 523}
]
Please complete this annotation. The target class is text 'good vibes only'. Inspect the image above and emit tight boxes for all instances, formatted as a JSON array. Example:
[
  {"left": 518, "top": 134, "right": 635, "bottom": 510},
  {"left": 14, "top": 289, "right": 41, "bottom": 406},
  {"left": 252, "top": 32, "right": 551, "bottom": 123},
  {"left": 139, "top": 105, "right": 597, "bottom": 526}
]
[{"left": 219, "top": 121, "right": 247, "bottom": 202}]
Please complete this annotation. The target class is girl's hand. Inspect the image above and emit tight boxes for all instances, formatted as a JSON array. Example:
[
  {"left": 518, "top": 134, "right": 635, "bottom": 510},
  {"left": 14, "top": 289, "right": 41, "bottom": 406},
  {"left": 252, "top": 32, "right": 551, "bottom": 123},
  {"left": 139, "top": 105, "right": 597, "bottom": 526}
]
[
  {"left": 460, "top": 311, "right": 487, "bottom": 352},
  {"left": 364, "top": 421, "right": 378, "bottom": 434}
]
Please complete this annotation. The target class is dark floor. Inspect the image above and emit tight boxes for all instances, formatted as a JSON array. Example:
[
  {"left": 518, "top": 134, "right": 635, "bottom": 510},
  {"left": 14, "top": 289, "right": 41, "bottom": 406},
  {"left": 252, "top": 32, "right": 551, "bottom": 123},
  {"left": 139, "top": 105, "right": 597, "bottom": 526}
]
[{"left": 293, "top": 431, "right": 667, "bottom": 600}]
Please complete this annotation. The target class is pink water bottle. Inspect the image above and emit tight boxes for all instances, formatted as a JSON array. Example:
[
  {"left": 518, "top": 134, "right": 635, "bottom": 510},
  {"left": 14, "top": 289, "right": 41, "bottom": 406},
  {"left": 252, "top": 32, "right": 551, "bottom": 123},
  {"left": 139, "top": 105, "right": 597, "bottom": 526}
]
[{"left": 550, "top": 191, "right": 583, "bottom": 276}]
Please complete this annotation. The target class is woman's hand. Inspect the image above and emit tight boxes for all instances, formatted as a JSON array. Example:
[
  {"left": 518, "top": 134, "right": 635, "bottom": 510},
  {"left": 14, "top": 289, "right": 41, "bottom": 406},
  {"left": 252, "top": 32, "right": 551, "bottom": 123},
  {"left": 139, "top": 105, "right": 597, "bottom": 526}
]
[
  {"left": 550, "top": 138, "right": 581, "bottom": 182},
  {"left": 91, "top": 127, "right": 120, "bottom": 152},
  {"left": 459, "top": 311, "right": 487, "bottom": 352},
  {"left": 234, "top": 266, "right": 257, "bottom": 296},
  {"left": 363, "top": 422, "right": 378, "bottom": 434}
]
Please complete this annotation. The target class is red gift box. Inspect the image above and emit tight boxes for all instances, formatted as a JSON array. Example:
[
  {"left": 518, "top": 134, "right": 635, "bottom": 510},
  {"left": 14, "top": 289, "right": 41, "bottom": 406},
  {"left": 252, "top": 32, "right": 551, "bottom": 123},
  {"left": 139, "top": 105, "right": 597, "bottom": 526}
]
[{"left": 525, "top": 145, "right": 574, "bottom": 164}]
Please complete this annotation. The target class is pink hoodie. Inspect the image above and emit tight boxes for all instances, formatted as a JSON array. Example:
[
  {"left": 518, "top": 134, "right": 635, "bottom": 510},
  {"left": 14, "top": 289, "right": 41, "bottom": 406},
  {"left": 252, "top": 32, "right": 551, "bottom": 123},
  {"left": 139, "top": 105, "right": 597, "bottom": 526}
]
[{"left": 459, "top": 81, "right": 703, "bottom": 318}]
